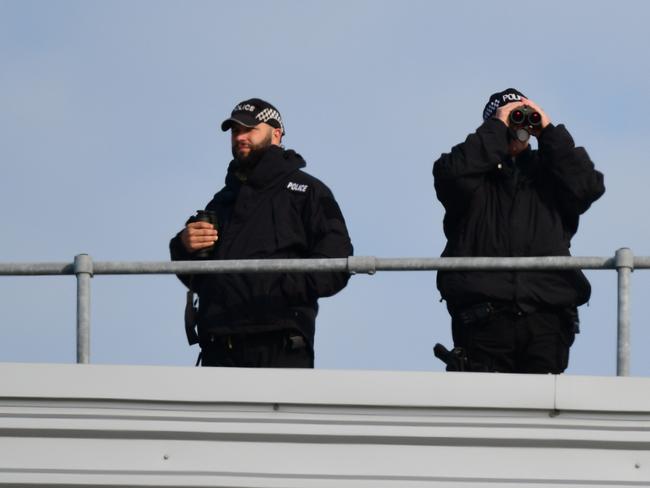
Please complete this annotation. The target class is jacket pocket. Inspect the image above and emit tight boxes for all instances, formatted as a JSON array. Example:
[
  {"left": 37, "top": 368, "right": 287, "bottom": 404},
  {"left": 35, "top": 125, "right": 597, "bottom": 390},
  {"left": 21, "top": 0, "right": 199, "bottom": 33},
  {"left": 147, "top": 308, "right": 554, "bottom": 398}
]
[{"left": 272, "top": 195, "right": 308, "bottom": 255}]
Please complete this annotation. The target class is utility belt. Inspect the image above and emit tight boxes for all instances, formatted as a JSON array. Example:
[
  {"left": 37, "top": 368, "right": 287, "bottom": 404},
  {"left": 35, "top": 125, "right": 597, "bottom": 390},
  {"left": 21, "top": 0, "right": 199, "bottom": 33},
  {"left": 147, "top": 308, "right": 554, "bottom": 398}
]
[
  {"left": 201, "top": 329, "right": 307, "bottom": 351},
  {"left": 185, "top": 291, "right": 311, "bottom": 360},
  {"left": 197, "top": 328, "right": 308, "bottom": 367},
  {"left": 435, "top": 301, "right": 581, "bottom": 372},
  {"left": 449, "top": 301, "right": 579, "bottom": 332},
  {"left": 184, "top": 290, "right": 312, "bottom": 345},
  {"left": 451, "top": 301, "right": 521, "bottom": 326}
]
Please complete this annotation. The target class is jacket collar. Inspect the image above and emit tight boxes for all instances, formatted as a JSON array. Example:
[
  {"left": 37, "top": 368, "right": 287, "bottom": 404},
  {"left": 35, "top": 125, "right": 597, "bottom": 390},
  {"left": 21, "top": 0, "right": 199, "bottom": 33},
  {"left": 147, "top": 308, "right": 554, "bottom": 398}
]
[
  {"left": 515, "top": 146, "right": 539, "bottom": 174},
  {"left": 225, "top": 145, "right": 306, "bottom": 190}
]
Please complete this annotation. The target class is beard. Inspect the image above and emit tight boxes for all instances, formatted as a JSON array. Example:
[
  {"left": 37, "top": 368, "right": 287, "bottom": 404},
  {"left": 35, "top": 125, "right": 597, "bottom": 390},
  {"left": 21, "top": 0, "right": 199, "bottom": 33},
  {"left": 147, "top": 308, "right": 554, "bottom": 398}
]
[{"left": 232, "top": 131, "right": 273, "bottom": 172}]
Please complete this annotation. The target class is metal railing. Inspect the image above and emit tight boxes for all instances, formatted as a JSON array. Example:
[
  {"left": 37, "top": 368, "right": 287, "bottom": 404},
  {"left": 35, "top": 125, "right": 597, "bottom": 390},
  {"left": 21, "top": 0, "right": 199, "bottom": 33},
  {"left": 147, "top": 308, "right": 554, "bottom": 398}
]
[{"left": 1, "top": 248, "right": 648, "bottom": 375}]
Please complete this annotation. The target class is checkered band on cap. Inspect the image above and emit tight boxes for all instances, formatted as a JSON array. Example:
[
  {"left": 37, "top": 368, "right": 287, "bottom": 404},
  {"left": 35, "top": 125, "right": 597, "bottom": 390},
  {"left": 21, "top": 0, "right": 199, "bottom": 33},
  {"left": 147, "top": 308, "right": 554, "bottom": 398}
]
[
  {"left": 221, "top": 98, "right": 286, "bottom": 135},
  {"left": 483, "top": 99, "right": 502, "bottom": 121},
  {"left": 256, "top": 107, "right": 284, "bottom": 134}
]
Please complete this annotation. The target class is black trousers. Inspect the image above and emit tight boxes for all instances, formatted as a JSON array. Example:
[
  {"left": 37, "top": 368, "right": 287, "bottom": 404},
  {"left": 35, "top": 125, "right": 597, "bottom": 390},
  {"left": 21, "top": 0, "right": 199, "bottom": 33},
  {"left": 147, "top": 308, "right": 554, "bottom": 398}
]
[
  {"left": 199, "top": 329, "right": 314, "bottom": 368},
  {"left": 451, "top": 305, "right": 575, "bottom": 374}
]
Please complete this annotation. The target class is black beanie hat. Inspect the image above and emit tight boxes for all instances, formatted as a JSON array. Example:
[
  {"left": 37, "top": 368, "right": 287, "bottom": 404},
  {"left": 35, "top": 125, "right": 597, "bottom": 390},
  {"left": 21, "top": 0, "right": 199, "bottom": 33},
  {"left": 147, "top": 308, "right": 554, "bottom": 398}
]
[{"left": 482, "top": 88, "right": 526, "bottom": 121}]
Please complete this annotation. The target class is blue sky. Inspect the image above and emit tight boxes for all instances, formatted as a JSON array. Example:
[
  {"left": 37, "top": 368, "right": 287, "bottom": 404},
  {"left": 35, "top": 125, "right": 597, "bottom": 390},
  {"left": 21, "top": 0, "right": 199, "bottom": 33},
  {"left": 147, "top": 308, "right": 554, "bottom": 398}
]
[{"left": 1, "top": 0, "right": 649, "bottom": 376}]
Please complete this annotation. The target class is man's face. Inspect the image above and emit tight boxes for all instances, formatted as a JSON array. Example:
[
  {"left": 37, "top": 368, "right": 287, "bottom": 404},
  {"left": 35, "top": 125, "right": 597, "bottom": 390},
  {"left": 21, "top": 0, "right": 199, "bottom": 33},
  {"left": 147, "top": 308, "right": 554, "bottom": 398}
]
[{"left": 231, "top": 123, "right": 274, "bottom": 162}]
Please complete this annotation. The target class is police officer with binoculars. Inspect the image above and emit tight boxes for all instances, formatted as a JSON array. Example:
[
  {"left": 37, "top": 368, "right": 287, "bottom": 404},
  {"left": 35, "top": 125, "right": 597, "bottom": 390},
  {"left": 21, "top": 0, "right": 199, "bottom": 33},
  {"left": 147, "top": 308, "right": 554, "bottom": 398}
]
[{"left": 432, "top": 88, "right": 605, "bottom": 374}]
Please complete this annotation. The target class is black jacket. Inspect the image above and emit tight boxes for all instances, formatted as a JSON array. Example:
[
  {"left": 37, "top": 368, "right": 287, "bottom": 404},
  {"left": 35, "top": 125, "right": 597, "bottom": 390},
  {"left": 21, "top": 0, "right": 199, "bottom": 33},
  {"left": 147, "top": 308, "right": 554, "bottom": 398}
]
[
  {"left": 170, "top": 145, "right": 353, "bottom": 345},
  {"left": 433, "top": 118, "right": 605, "bottom": 312}
]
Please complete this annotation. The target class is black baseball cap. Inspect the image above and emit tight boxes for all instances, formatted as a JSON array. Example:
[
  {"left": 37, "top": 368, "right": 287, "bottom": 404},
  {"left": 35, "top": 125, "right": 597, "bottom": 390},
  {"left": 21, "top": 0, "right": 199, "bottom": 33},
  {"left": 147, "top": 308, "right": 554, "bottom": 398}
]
[
  {"left": 482, "top": 88, "right": 527, "bottom": 121},
  {"left": 221, "top": 98, "right": 285, "bottom": 135}
]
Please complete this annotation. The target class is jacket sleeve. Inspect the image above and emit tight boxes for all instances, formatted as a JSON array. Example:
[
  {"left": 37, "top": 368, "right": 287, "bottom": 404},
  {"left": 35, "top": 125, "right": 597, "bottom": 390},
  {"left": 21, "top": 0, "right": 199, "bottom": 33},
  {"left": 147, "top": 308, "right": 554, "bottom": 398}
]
[
  {"left": 283, "top": 184, "right": 353, "bottom": 302},
  {"left": 433, "top": 118, "right": 511, "bottom": 213},
  {"left": 538, "top": 124, "right": 605, "bottom": 217},
  {"left": 169, "top": 229, "right": 198, "bottom": 290},
  {"left": 170, "top": 200, "right": 219, "bottom": 291}
]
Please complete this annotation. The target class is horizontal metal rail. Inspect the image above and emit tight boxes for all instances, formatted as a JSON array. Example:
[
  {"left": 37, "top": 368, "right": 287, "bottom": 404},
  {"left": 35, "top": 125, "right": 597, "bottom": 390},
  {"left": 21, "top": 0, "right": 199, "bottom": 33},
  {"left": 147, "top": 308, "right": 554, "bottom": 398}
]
[
  {"left": 2, "top": 255, "right": 650, "bottom": 276},
  {"left": 0, "top": 250, "right": 645, "bottom": 375}
]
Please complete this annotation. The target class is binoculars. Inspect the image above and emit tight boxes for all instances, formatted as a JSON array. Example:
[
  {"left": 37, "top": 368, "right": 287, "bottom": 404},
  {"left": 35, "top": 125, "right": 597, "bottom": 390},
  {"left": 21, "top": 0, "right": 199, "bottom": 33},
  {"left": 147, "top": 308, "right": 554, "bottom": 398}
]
[{"left": 509, "top": 106, "right": 542, "bottom": 127}]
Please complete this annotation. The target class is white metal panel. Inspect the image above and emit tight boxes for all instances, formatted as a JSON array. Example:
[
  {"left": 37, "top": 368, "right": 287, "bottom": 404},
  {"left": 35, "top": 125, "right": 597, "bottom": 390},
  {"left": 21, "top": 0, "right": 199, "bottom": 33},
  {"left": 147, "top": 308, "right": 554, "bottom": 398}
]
[
  {"left": 556, "top": 375, "right": 650, "bottom": 412},
  {"left": 2, "top": 437, "right": 650, "bottom": 487},
  {"left": 0, "top": 363, "right": 556, "bottom": 409},
  {"left": 1, "top": 363, "right": 650, "bottom": 487}
]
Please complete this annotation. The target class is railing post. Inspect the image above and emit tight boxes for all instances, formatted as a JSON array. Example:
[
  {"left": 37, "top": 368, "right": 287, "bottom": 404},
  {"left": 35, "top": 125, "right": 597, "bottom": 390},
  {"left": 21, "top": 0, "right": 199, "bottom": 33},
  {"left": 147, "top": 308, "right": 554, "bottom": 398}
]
[
  {"left": 73, "top": 254, "right": 93, "bottom": 364},
  {"left": 615, "top": 248, "right": 633, "bottom": 376}
]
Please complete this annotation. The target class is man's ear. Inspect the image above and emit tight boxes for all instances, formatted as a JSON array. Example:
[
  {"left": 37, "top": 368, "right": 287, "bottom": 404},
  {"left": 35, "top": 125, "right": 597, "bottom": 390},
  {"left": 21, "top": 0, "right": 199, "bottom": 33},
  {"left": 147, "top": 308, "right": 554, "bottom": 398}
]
[{"left": 272, "top": 128, "right": 283, "bottom": 145}]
